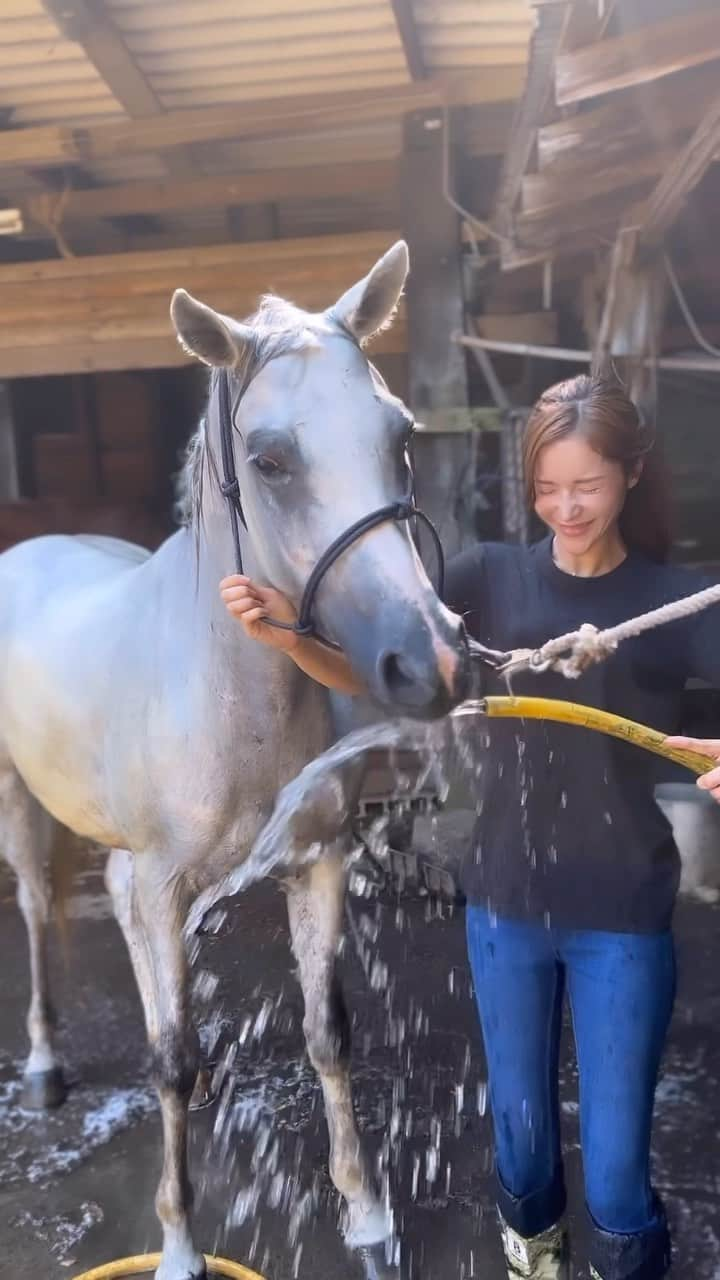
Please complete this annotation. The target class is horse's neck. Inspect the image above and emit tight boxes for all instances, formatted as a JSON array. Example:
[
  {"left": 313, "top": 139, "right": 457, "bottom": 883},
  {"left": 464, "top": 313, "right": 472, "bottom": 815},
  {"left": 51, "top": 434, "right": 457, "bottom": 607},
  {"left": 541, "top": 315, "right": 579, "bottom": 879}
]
[{"left": 173, "top": 508, "right": 303, "bottom": 703}]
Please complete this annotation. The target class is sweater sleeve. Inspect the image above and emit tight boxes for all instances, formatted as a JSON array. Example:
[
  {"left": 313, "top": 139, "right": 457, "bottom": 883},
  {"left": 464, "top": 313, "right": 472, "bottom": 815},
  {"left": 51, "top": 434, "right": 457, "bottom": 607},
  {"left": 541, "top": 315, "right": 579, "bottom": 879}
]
[{"left": 444, "top": 544, "right": 488, "bottom": 642}]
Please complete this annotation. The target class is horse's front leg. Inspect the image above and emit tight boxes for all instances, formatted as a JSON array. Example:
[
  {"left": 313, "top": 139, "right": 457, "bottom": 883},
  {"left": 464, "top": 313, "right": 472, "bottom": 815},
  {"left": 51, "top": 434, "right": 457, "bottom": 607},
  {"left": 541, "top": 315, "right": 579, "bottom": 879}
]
[
  {"left": 285, "top": 849, "right": 392, "bottom": 1248},
  {"left": 106, "top": 848, "right": 205, "bottom": 1280}
]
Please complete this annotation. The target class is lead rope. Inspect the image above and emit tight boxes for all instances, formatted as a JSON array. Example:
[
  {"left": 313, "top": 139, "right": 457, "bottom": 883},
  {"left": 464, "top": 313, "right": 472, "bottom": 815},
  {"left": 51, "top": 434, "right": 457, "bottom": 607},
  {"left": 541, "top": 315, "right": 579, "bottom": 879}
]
[{"left": 498, "top": 581, "right": 720, "bottom": 679}]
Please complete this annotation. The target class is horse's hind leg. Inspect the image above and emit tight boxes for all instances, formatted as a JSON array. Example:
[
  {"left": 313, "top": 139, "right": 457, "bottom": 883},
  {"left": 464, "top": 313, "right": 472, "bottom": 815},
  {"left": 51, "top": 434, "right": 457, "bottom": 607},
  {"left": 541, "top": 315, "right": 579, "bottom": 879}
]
[
  {"left": 286, "top": 849, "right": 392, "bottom": 1247},
  {"left": 0, "top": 766, "right": 67, "bottom": 1108},
  {"left": 106, "top": 848, "right": 205, "bottom": 1280}
]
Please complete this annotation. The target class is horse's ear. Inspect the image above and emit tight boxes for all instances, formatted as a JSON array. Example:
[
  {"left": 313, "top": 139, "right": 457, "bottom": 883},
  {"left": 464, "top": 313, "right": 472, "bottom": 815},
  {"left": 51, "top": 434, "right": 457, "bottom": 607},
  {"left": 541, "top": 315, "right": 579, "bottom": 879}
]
[
  {"left": 330, "top": 240, "right": 409, "bottom": 344},
  {"left": 170, "top": 289, "right": 253, "bottom": 368}
]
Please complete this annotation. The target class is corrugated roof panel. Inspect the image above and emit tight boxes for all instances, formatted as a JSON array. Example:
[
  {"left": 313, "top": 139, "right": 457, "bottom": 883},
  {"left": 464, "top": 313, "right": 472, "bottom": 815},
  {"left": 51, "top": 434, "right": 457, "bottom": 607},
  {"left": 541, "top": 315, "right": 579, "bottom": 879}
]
[
  {"left": 117, "top": 3, "right": 395, "bottom": 41},
  {"left": 104, "top": 0, "right": 408, "bottom": 110},
  {"left": 147, "top": 51, "right": 408, "bottom": 92},
  {"left": 0, "top": 0, "right": 122, "bottom": 126},
  {"left": 157, "top": 70, "right": 410, "bottom": 112},
  {"left": 107, "top": 0, "right": 377, "bottom": 15},
  {"left": 415, "top": 0, "right": 533, "bottom": 72}
]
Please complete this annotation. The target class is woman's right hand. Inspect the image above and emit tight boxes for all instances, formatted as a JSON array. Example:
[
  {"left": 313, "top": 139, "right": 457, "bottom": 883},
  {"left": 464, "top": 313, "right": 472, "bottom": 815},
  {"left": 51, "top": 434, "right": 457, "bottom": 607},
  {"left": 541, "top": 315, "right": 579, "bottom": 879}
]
[
  {"left": 219, "top": 574, "right": 300, "bottom": 653},
  {"left": 665, "top": 736, "right": 720, "bottom": 803}
]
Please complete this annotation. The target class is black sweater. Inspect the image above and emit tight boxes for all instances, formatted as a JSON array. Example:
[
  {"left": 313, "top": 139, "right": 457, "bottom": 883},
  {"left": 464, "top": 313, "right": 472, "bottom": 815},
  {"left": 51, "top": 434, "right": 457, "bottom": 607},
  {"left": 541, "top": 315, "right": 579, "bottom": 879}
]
[{"left": 445, "top": 537, "right": 720, "bottom": 932}]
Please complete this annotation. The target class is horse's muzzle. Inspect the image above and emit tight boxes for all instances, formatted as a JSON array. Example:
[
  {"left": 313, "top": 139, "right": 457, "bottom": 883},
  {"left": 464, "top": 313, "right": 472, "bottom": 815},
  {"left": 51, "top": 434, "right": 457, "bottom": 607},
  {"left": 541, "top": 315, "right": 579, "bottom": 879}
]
[{"left": 371, "top": 613, "right": 470, "bottom": 719}]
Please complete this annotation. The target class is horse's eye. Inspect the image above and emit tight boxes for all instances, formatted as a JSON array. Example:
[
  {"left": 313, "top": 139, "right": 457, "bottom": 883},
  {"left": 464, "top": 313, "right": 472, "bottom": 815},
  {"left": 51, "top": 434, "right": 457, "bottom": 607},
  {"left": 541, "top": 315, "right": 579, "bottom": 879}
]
[{"left": 251, "top": 454, "right": 282, "bottom": 478}]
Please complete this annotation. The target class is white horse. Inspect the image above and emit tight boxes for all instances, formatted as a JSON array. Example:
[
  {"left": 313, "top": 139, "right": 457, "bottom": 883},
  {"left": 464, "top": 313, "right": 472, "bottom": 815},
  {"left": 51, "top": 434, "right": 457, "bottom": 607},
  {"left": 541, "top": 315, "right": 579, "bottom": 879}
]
[{"left": 0, "top": 242, "right": 469, "bottom": 1279}]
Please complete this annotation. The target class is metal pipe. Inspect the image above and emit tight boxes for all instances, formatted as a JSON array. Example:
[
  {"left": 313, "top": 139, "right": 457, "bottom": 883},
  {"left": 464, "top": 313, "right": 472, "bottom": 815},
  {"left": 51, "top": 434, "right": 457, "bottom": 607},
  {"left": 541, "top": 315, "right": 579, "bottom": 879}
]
[{"left": 455, "top": 332, "right": 720, "bottom": 374}]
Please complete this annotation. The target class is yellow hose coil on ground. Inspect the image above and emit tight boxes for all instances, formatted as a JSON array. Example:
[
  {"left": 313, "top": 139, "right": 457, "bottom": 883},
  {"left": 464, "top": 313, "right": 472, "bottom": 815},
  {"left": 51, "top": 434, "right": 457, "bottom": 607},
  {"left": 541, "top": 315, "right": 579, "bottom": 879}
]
[
  {"left": 481, "top": 696, "right": 712, "bottom": 776},
  {"left": 73, "top": 1257, "right": 265, "bottom": 1280}
]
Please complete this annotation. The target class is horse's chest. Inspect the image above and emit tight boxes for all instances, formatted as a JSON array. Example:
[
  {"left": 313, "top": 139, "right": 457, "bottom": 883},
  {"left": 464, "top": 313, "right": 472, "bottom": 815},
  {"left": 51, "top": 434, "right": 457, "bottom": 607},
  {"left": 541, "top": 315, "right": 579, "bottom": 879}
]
[{"left": 149, "top": 677, "right": 332, "bottom": 861}]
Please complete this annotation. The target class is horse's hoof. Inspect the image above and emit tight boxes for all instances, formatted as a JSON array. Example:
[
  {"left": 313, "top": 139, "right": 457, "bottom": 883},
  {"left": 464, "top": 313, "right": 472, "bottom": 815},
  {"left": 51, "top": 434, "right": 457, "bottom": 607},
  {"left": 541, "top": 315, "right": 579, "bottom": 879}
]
[
  {"left": 189, "top": 1066, "right": 216, "bottom": 1113},
  {"left": 21, "top": 1066, "right": 67, "bottom": 1110},
  {"left": 358, "top": 1242, "right": 402, "bottom": 1279},
  {"left": 344, "top": 1199, "right": 394, "bottom": 1248}
]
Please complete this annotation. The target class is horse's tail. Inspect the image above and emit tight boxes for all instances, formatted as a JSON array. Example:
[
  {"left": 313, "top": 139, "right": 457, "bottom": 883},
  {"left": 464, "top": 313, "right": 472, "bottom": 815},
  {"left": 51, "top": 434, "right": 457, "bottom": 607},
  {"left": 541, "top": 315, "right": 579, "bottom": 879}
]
[{"left": 49, "top": 821, "right": 79, "bottom": 956}]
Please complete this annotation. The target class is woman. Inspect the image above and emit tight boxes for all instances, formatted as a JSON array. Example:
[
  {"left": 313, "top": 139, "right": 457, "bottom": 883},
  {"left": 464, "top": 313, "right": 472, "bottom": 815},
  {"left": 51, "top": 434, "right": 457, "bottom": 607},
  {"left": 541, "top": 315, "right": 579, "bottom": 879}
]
[{"left": 220, "top": 374, "right": 720, "bottom": 1280}]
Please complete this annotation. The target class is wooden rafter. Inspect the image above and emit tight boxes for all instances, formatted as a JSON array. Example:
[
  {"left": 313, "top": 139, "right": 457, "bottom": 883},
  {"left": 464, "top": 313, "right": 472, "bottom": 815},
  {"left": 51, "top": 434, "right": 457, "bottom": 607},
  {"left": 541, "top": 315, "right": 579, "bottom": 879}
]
[
  {"left": 536, "top": 64, "right": 720, "bottom": 175},
  {"left": 492, "top": 0, "right": 618, "bottom": 267},
  {"left": 390, "top": 0, "right": 426, "bottom": 80},
  {"left": 640, "top": 91, "right": 720, "bottom": 244},
  {"left": 42, "top": 0, "right": 163, "bottom": 117},
  {"left": 521, "top": 147, "right": 675, "bottom": 219},
  {"left": 592, "top": 226, "right": 637, "bottom": 373},
  {"left": 491, "top": 1, "right": 571, "bottom": 246},
  {"left": 561, "top": 0, "right": 618, "bottom": 50},
  {"left": 0, "top": 230, "right": 406, "bottom": 379},
  {"left": 513, "top": 185, "right": 646, "bottom": 256},
  {"left": 40, "top": 0, "right": 195, "bottom": 179},
  {"left": 555, "top": 8, "right": 720, "bottom": 107},
  {"left": 20, "top": 160, "right": 397, "bottom": 228},
  {"left": 0, "top": 72, "right": 524, "bottom": 174}
]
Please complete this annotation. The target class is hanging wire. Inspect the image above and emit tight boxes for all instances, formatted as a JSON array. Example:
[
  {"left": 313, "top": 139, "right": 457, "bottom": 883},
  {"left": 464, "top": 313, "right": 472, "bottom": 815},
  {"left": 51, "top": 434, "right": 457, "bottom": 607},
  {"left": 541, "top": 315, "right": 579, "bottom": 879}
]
[
  {"left": 441, "top": 104, "right": 507, "bottom": 253},
  {"left": 663, "top": 252, "right": 720, "bottom": 360}
]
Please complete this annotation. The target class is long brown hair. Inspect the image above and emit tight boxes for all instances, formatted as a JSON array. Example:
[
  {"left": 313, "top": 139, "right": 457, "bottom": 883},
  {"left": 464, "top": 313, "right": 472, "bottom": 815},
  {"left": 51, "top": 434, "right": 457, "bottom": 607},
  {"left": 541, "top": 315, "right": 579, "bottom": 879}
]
[{"left": 523, "top": 373, "right": 671, "bottom": 562}]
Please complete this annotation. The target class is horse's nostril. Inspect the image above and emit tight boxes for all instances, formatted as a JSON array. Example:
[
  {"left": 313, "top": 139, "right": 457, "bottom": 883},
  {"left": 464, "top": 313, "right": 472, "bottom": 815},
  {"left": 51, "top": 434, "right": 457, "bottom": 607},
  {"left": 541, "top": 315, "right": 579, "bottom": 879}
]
[
  {"left": 379, "top": 651, "right": 418, "bottom": 695},
  {"left": 376, "top": 649, "right": 437, "bottom": 708}
]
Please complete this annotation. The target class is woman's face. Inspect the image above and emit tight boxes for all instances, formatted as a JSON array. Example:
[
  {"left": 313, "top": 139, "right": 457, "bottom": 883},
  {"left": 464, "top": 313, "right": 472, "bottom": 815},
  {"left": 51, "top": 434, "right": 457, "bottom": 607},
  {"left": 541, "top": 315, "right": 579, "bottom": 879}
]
[{"left": 533, "top": 434, "right": 636, "bottom": 559}]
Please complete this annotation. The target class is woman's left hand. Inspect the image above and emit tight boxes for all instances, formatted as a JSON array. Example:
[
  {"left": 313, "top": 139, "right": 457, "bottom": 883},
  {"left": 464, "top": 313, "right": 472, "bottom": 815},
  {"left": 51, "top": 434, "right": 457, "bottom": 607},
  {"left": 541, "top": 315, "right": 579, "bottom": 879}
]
[{"left": 665, "top": 737, "right": 720, "bottom": 803}]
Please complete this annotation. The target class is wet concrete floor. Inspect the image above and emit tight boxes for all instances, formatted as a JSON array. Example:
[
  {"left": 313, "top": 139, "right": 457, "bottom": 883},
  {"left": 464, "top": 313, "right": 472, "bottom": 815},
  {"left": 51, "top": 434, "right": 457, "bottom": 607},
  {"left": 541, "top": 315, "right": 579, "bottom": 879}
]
[{"left": 1, "top": 853, "right": 719, "bottom": 1280}]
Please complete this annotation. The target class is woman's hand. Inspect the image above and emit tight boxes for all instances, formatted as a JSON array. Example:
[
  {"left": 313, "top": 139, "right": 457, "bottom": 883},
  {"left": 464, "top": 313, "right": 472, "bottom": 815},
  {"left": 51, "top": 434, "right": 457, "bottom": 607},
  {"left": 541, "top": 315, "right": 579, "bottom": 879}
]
[
  {"left": 219, "top": 574, "right": 300, "bottom": 653},
  {"left": 665, "top": 737, "right": 720, "bottom": 803}
]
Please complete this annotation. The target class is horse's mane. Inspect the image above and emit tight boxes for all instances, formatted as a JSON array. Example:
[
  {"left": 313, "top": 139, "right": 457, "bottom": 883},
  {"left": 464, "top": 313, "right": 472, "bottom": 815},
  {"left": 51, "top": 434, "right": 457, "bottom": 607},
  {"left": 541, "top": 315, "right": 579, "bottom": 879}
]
[{"left": 174, "top": 295, "right": 340, "bottom": 527}]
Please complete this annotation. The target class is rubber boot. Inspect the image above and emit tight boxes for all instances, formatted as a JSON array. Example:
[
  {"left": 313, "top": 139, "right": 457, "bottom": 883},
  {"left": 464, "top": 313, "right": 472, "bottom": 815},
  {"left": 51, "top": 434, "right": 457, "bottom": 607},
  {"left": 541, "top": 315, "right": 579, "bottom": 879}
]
[{"left": 499, "top": 1214, "right": 570, "bottom": 1279}]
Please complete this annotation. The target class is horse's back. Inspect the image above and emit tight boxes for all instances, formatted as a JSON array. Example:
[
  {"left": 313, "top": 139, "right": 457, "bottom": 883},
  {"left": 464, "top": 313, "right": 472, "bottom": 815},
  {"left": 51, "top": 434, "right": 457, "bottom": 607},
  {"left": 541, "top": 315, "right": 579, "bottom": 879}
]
[
  {"left": 74, "top": 533, "right": 151, "bottom": 564},
  {"left": 0, "top": 533, "right": 156, "bottom": 683},
  {"left": 0, "top": 533, "right": 150, "bottom": 608},
  {"left": 0, "top": 531, "right": 150, "bottom": 575}
]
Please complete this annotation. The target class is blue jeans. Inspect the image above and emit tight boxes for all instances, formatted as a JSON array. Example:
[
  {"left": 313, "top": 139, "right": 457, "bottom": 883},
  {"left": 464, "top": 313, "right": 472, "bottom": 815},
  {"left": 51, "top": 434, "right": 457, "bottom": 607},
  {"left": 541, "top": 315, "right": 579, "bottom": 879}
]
[{"left": 466, "top": 907, "right": 675, "bottom": 1280}]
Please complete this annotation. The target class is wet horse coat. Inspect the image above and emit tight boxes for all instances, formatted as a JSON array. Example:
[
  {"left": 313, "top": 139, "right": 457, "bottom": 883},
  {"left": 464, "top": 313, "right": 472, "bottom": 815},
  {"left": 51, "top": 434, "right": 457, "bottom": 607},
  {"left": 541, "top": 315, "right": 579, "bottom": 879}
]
[{"left": 0, "top": 243, "right": 468, "bottom": 1279}]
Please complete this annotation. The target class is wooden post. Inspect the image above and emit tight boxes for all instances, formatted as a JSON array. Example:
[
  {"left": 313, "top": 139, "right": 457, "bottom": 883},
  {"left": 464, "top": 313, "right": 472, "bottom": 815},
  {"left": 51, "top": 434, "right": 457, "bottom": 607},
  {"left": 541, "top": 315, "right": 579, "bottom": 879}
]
[
  {"left": 500, "top": 411, "right": 529, "bottom": 546},
  {"left": 400, "top": 109, "right": 474, "bottom": 558},
  {"left": 0, "top": 382, "right": 20, "bottom": 500}
]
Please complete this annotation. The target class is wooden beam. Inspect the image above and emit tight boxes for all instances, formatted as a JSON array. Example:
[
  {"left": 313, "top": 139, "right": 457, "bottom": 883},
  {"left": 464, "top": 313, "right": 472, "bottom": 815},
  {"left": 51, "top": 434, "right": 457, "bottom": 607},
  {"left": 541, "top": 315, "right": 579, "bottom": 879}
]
[
  {"left": 0, "top": 231, "right": 407, "bottom": 378},
  {"left": 0, "top": 229, "right": 395, "bottom": 285},
  {"left": 536, "top": 65, "right": 720, "bottom": 174},
  {"left": 0, "top": 321, "right": 405, "bottom": 380},
  {"left": 555, "top": 9, "right": 720, "bottom": 107},
  {"left": 561, "top": 0, "right": 618, "bottom": 51},
  {"left": 390, "top": 0, "right": 426, "bottom": 79},
  {"left": 513, "top": 185, "right": 646, "bottom": 256},
  {"left": 401, "top": 109, "right": 471, "bottom": 555},
  {"left": 40, "top": 0, "right": 195, "bottom": 179},
  {"left": 476, "top": 311, "right": 558, "bottom": 346},
  {"left": 492, "top": 2, "right": 571, "bottom": 241},
  {"left": 592, "top": 226, "right": 637, "bottom": 373},
  {"left": 42, "top": 0, "right": 163, "bottom": 116},
  {"left": 640, "top": 91, "right": 720, "bottom": 244},
  {"left": 21, "top": 160, "right": 397, "bottom": 226},
  {"left": 521, "top": 147, "right": 674, "bottom": 219},
  {"left": 0, "top": 72, "right": 524, "bottom": 173}
]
